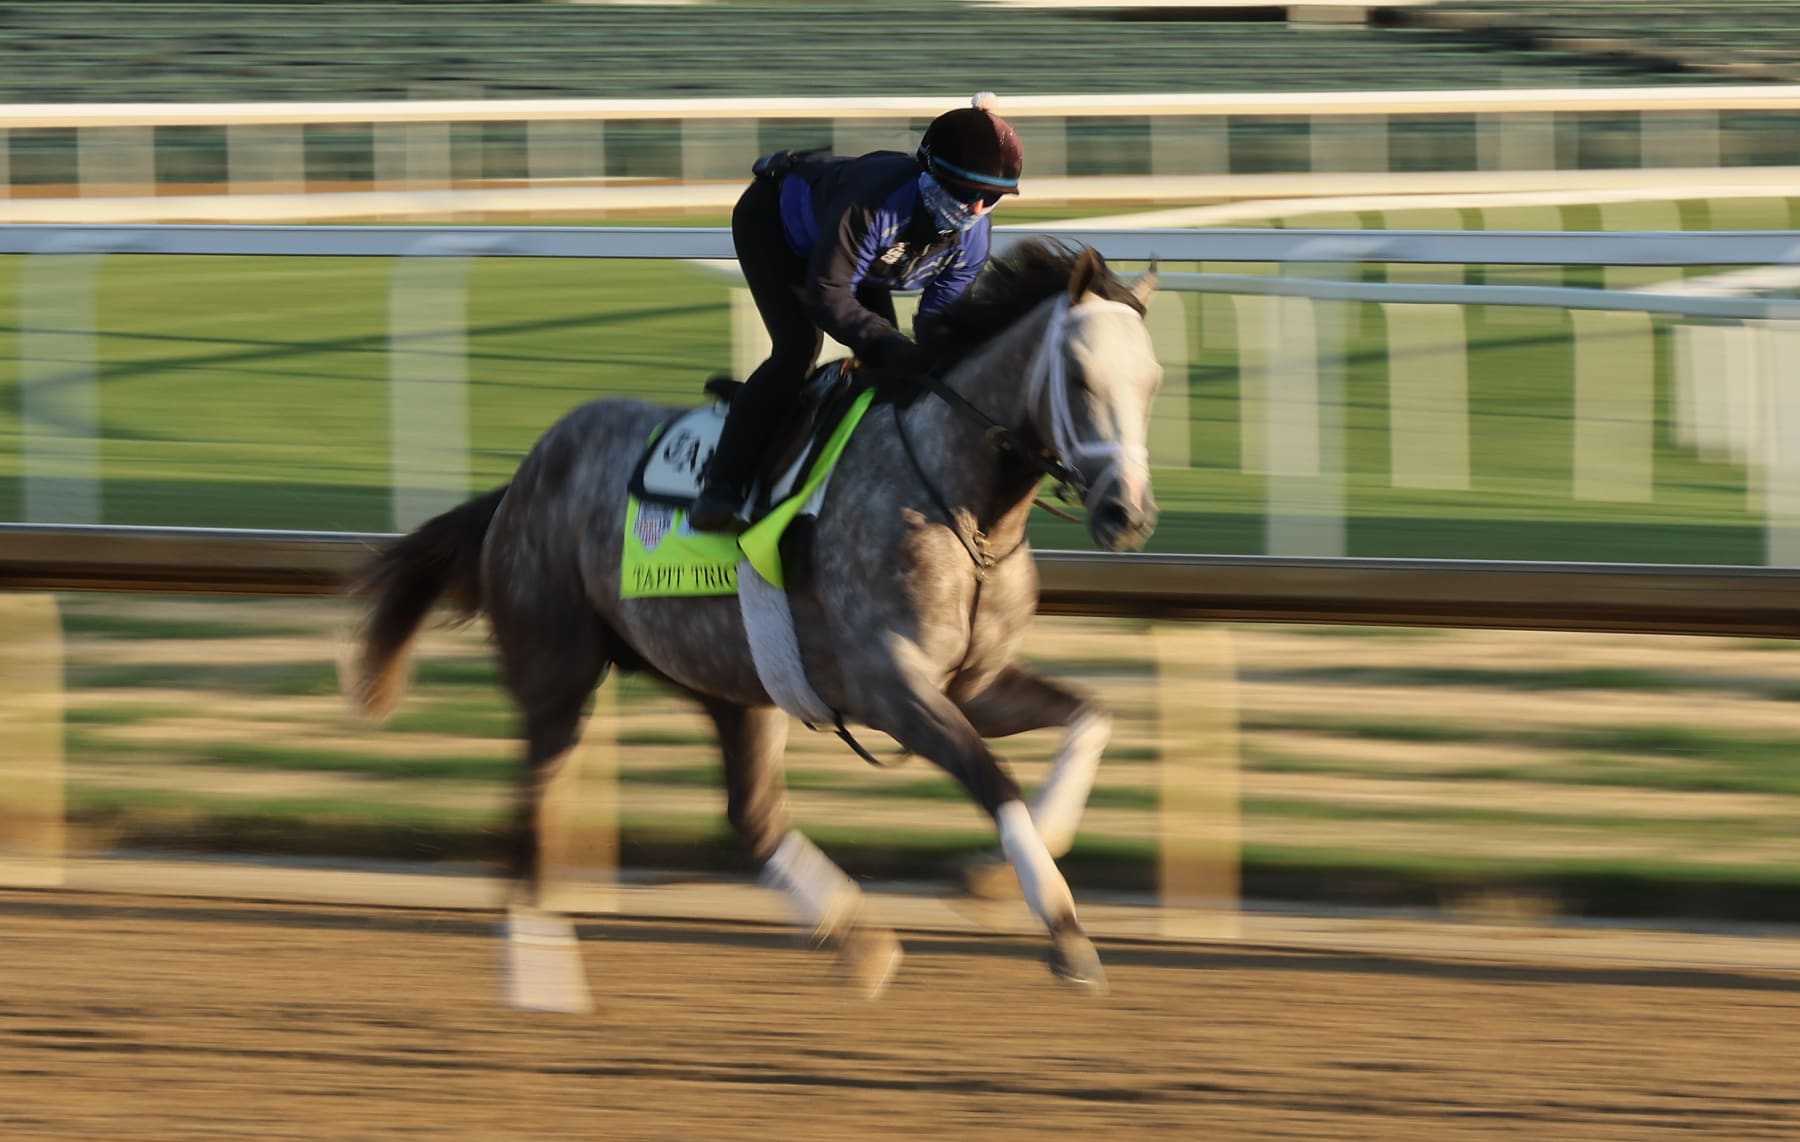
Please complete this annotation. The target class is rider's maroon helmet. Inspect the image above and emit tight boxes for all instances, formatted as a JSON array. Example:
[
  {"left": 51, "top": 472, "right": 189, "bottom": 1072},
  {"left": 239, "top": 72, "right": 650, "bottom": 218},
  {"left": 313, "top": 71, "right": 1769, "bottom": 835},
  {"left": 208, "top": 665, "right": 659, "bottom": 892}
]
[{"left": 917, "top": 92, "right": 1023, "bottom": 198}]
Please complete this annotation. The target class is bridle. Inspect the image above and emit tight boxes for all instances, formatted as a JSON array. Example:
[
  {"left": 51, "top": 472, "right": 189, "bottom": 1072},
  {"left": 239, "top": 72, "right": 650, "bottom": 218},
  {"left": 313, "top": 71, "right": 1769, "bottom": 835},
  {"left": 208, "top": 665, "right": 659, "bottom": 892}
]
[{"left": 895, "top": 294, "right": 1146, "bottom": 569}]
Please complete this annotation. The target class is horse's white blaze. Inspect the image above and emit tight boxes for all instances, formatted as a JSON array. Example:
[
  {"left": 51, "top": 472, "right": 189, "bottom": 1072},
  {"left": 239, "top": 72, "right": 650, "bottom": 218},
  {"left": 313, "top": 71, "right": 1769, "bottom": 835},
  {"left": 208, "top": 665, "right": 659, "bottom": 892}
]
[
  {"left": 1031, "top": 708, "right": 1111, "bottom": 858},
  {"left": 764, "top": 829, "right": 861, "bottom": 938},
  {"left": 998, "top": 800, "right": 1078, "bottom": 929},
  {"left": 1091, "top": 370, "right": 1156, "bottom": 517},
  {"left": 1044, "top": 297, "right": 1163, "bottom": 519}
]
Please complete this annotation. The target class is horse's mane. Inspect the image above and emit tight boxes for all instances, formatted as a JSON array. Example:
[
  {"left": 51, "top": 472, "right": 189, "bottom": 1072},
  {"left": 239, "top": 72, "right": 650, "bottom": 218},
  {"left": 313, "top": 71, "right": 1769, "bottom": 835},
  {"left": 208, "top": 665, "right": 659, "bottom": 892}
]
[{"left": 918, "top": 238, "right": 1145, "bottom": 370}]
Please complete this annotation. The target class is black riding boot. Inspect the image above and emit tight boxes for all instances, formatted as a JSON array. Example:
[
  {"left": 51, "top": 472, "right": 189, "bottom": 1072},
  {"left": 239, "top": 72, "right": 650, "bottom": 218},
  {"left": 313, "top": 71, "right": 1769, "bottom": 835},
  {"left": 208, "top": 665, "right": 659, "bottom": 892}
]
[
  {"left": 687, "top": 481, "right": 747, "bottom": 533},
  {"left": 690, "top": 337, "right": 812, "bottom": 532},
  {"left": 688, "top": 407, "right": 759, "bottom": 534}
]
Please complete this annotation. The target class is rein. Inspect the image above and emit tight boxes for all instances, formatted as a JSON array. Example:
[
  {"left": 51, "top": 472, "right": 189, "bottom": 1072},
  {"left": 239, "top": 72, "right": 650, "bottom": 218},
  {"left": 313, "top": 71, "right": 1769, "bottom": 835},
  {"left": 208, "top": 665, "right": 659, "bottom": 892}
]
[
  {"left": 895, "top": 410, "right": 998, "bottom": 571},
  {"left": 913, "top": 367, "right": 1082, "bottom": 496}
]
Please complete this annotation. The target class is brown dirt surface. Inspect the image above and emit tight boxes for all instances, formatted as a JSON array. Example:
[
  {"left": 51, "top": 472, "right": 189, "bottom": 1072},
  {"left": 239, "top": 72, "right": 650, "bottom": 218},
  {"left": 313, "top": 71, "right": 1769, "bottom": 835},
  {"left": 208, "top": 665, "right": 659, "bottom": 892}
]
[{"left": 3, "top": 890, "right": 1798, "bottom": 1141}]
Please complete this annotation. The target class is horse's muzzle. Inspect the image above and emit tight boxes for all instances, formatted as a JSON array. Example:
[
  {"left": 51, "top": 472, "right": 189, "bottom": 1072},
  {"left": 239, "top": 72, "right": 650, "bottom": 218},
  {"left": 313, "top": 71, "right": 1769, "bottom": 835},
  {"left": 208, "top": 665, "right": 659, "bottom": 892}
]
[{"left": 1090, "top": 496, "right": 1158, "bottom": 553}]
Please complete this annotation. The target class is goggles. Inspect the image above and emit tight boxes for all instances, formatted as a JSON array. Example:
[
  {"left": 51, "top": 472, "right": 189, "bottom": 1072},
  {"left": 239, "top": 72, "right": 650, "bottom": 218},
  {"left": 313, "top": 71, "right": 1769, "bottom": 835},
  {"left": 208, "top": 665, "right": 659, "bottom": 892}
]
[
  {"left": 925, "top": 152, "right": 1017, "bottom": 208},
  {"left": 956, "top": 185, "right": 1007, "bottom": 209}
]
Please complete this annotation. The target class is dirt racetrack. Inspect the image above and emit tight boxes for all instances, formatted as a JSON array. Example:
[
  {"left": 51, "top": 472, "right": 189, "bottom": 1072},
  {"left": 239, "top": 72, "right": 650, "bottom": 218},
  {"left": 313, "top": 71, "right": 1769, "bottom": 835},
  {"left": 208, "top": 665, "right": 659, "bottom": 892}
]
[{"left": 3, "top": 889, "right": 1799, "bottom": 1141}]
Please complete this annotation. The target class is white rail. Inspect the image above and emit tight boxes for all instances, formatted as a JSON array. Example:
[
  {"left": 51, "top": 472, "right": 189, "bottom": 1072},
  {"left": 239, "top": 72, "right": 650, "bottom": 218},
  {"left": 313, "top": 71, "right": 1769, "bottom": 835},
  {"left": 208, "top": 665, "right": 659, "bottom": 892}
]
[
  {"left": 4, "top": 221, "right": 1798, "bottom": 267},
  {"left": 5, "top": 87, "right": 1798, "bottom": 128}
]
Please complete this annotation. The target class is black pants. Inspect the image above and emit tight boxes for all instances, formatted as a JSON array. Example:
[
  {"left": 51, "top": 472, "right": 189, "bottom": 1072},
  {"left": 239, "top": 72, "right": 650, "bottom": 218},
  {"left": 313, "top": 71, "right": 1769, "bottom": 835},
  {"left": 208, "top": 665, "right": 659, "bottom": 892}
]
[{"left": 705, "top": 177, "right": 894, "bottom": 495}]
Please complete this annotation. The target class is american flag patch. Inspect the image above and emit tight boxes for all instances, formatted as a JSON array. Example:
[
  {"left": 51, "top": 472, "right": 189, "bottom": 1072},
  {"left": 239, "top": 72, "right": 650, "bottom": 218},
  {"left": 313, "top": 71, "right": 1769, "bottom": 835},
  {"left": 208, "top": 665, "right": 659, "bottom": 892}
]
[{"left": 634, "top": 502, "right": 675, "bottom": 552}]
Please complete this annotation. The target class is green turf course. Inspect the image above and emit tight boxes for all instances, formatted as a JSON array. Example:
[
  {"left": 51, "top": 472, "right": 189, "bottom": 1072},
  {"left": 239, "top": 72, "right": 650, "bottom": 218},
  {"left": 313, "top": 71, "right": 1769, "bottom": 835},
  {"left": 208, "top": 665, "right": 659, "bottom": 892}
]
[
  {"left": 0, "top": 253, "right": 732, "bottom": 531},
  {"left": 3, "top": 200, "right": 1793, "bottom": 562}
]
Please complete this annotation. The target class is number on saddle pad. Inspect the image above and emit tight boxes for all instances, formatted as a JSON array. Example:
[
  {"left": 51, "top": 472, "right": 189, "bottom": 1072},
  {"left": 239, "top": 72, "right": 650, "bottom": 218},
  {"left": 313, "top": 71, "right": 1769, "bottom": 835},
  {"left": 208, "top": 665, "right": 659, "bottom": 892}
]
[{"left": 630, "top": 403, "right": 728, "bottom": 507}]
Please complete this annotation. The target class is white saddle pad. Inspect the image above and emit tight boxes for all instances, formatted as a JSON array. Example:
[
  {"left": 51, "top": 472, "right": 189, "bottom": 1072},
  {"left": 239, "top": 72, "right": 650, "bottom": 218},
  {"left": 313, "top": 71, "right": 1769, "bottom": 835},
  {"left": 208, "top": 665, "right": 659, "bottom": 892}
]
[{"left": 638, "top": 402, "right": 728, "bottom": 503}]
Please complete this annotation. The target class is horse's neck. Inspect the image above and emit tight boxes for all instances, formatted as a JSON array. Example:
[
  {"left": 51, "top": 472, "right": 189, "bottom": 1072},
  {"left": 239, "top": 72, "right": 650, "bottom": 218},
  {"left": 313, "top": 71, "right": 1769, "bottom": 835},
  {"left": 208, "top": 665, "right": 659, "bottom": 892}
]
[{"left": 901, "top": 301, "right": 1054, "bottom": 535}]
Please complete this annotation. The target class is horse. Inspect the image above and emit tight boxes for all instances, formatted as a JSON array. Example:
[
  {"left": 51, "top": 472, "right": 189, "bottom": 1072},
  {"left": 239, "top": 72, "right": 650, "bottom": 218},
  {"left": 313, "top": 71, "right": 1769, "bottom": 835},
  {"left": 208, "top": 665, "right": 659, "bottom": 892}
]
[{"left": 348, "top": 239, "right": 1162, "bottom": 1004}]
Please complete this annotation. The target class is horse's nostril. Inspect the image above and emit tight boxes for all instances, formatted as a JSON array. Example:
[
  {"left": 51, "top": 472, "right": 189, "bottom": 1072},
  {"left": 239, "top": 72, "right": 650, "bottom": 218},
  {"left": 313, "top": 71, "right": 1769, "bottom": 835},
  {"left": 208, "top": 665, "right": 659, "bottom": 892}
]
[{"left": 1095, "top": 502, "right": 1132, "bottom": 534}]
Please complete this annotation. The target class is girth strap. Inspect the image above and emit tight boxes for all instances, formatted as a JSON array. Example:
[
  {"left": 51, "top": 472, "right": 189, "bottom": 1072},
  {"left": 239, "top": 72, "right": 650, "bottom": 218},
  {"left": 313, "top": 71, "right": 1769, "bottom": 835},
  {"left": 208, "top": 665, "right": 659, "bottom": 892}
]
[
  {"left": 737, "top": 558, "right": 834, "bottom": 725},
  {"left": 736, "top": 546, "right": 907, "bottom": 768}
]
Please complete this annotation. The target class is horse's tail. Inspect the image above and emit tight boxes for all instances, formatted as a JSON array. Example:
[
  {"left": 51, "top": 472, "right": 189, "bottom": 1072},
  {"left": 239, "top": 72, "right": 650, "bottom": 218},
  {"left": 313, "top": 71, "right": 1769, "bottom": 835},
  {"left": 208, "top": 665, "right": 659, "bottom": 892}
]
[{"left": 348, "top": 485, "right": 508, "bottom": 722}]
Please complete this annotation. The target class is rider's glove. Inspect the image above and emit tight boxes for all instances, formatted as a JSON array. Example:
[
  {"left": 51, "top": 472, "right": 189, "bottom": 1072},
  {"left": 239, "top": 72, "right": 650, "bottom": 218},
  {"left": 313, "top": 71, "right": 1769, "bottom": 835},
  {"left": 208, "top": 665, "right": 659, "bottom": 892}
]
[{"left": 870, "top": 334, "right": 929, "bottom": 375}]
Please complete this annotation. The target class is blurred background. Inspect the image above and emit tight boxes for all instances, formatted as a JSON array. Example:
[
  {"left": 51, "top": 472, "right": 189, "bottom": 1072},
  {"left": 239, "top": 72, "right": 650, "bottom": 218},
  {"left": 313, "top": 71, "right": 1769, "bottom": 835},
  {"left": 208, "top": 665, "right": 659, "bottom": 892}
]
[{"left": 3, "top": 0, "right": 1800, "bottom": 933}]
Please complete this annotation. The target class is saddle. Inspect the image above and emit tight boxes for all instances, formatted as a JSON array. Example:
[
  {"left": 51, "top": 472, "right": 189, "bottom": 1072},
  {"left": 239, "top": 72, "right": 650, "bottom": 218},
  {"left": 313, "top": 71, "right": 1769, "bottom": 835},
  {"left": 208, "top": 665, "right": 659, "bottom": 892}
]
[
  {"left": 629, "top": 359, "right": 868, "bottom": 529},
  {"left": 622, "top": 360, "right": 877, "bottom": 599}
]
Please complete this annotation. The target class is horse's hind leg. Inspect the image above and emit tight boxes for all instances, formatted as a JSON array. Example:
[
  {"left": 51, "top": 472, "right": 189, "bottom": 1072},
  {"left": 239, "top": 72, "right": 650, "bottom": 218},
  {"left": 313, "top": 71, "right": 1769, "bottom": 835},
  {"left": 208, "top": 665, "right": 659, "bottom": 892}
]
[
  {"left": 953, "top": 664, "right": 1111, "bottom": 900},
  {"left": 699, "top": 696, "right": 901, "bottom": 998},
  {"left": 492, "top": 603, "right": 610, "bottom": 1013},
  {"left": 500, "top": 618, "right": 610, "bottom": 908}
]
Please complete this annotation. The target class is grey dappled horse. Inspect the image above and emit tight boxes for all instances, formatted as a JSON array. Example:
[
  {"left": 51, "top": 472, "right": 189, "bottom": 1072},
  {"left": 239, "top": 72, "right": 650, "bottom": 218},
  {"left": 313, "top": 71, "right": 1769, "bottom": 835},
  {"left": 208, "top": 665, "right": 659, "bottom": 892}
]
[{"left": 349, "top": 241, "right": 1162, "bottom": 1002}]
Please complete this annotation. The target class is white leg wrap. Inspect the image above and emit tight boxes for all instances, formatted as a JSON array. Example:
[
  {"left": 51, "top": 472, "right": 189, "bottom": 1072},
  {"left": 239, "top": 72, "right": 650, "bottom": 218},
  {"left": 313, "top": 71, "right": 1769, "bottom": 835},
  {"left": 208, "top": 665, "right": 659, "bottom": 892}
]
[
  {"left": 1031, "top": 708, "right": 1111, "bottom": 858},
  {"left": 763, "top": 830, "right": 861, "bottom": 939},
  {"left": 502, "top": 907, "right": 594, "bottom": 1014},
  {"left": 997, "top": 800, "right": 1077, "bottom": 931}
]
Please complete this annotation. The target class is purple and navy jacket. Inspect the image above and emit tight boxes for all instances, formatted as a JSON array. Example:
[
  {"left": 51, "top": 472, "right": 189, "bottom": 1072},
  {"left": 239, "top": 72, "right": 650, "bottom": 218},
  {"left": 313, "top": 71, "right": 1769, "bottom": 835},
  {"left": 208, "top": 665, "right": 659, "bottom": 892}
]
[{"left": 778, "top": 151, "right": 990, "bottom": 362}]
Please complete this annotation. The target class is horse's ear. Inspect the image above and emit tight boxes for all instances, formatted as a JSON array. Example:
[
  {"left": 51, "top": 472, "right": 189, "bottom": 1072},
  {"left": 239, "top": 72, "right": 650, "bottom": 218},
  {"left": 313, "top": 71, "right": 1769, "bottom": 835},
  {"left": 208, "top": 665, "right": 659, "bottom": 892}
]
[
  {"left": 1067, "top": 246, "right": 1105, "bottom": 302},
  {"left": 1131, "top": 258, "right": 1159, "bottom": 307}
]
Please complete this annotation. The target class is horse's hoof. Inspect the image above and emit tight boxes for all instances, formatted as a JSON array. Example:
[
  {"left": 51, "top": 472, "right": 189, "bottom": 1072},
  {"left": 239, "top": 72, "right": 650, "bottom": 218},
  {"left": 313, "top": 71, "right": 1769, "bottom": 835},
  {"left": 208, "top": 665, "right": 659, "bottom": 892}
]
[
  {"left": 961, "top": 851, "right": 1022, "bottom": 901},
  {"left": 837, "top": 924, "right": 903, "bottom": 999},
  {"left": 1048, "top": 927, "right": 1109, "bottom": 996}
]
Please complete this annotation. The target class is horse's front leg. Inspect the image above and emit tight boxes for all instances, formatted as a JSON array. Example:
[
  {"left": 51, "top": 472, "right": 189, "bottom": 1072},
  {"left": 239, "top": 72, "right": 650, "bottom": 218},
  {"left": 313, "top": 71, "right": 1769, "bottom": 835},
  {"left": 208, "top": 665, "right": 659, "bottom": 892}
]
[
  {"left": 857, "top": 651, "right": 1107, "bottom": 993},
  {"left": 956, "top": 663, "right": 1111, "bottom": 859}
]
